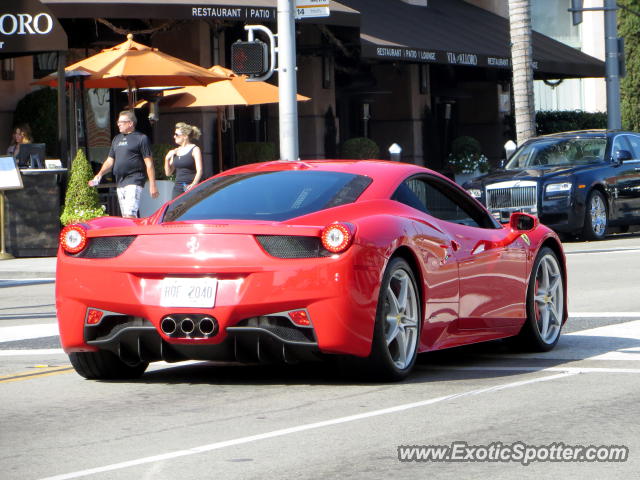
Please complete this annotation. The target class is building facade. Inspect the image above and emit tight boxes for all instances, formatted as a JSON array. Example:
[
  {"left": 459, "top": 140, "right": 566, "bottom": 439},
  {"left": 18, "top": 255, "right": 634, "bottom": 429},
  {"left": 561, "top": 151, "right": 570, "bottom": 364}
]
[{"left": 1, "top": 0, "right": 605, "bottom": 178}]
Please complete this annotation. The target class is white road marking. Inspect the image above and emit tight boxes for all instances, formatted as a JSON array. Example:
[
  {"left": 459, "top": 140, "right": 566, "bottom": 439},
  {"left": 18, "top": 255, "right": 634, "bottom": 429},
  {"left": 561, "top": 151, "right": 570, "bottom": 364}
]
[
  {"left": 565, "top": 248, "right": 640, "bottom": 255},
  {"left": 36, "top": 371, "right": 576, "bottom": 480},
  {"left": 482, "top": 319, "right": 640, "bottom": 361},
  {"left": 0, "top": 323, "right": 59, "bottom": 342},
  {"left": 0, "top": 349, "right": 64, "bottom": 356},
  {"left": 2, "top": 312, "right": 638, "bottom": 343},
  {"left": 425, "top": 365, "right": 640, "bottom": 374}
]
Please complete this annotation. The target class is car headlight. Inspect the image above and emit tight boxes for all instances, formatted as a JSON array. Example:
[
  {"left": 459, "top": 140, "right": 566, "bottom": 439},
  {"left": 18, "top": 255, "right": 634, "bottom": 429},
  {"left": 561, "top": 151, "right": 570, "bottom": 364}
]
[
  {"left": 466, "top": 188, "right": 482, "bottom": 199},
  {"left": 545, "top": 182, "right": 572, "bottom": 194}
]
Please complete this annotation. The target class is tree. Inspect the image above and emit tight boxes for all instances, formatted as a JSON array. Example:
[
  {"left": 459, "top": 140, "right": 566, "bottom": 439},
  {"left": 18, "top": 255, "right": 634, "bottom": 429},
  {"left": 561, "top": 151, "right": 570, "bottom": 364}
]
[
  {"left": 60, "top": 149, "right": 106, "bottom": 225},
  {"left": 619, "top": 0, "right": 640, "bottom": 131},
  {"left": 508, "top": 0, "right": 536, "bottom": 144}
]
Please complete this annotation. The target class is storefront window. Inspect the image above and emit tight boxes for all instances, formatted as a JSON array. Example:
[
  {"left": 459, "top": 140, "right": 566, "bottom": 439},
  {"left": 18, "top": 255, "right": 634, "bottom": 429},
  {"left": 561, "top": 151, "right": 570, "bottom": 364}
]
[
  {"left": 33, "top": 52, "right": 58, "bottom": 79},
  {"left": 531, "top": 0, "right": 581, "bottom": 48}
]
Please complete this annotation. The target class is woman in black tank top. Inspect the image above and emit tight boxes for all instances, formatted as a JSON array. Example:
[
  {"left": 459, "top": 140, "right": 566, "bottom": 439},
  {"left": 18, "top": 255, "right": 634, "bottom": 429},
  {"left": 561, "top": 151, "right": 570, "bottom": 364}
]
[{"left": 164, "top": 122, "right": 203, "bottom": 199}]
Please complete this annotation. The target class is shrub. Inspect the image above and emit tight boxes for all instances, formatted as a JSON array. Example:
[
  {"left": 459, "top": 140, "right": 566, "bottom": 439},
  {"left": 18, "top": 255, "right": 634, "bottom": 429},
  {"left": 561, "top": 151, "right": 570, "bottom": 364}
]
[
  {"left": 60, "top": 149, "right": 106, "bottom": 225},
  {"left": 448, "top": 136, "right": 489, "bottom": 174},
  {"left": 13, "top": 87, "right": 58, "bottom": 157},
  {"left": 235, "top": 142, "right": 277, "bottom": 166},
  {"left": 535, "top": 111, "right": 607, "bottom": 135},
  {"left": 619, "top": 1, "right": 640, "bottom": 131},
  {"left": 340, "top": 137, "right": 380, "bottom": 159}
]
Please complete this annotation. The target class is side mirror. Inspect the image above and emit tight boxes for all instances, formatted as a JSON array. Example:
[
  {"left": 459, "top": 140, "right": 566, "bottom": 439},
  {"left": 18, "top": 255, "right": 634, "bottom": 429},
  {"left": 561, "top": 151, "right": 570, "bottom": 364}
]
[
  {"left": 509, "top": 212, "right": 538, "bottom": 232},
  {"left": 614, "top": 149, "right": 633, "bottom": 164}
]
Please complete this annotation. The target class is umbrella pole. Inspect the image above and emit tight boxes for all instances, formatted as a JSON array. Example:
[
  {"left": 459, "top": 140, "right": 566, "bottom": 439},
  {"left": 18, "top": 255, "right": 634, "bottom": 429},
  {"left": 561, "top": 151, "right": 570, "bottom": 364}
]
[
  {"left": 127, "top": 78, "right": 135, "bottom": 109},
  {"left": 217, "top": 106, "right": 223, "bottom": 173},
  {"left": 56, "top": 51, "right": 69, "bottom": 167},
  {"left": 70, "top": 78, "right": 78, "bottom": 161},
  {"left": 78, "top": 77, "right": 90, "bottom": 163}
]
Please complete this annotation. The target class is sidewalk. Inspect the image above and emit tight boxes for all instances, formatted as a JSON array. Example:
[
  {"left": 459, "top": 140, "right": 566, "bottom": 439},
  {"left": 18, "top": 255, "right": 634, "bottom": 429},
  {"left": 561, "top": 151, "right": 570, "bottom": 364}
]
[{"left": 0, "top": 257, "right": 56, "bottom": 279}]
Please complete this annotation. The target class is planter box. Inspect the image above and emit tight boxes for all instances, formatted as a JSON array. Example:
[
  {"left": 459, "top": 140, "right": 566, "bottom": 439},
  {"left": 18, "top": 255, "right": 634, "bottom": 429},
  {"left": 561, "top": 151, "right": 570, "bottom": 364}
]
[{"left": 454, "top": 170, "right": 481, "bottom": 186}]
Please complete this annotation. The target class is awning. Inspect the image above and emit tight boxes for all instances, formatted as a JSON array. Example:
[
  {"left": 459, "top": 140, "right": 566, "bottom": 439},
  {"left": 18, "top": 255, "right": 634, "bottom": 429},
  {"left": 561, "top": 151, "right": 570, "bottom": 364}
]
[
  {"left": 1, "top": 0, "right": 67, "bottom": 57},
  {"left": 42, "top": 0, "right": 360, "bottom": 26},
  {"left": 341, "top": 0, "right": 604, "bottom": 79}
]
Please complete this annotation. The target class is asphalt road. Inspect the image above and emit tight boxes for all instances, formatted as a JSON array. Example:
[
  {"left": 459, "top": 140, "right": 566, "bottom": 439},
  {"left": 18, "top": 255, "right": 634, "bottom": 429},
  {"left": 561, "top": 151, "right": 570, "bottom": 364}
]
[{"left": 2, "top": 233, "right": 640, "bottom": 480}]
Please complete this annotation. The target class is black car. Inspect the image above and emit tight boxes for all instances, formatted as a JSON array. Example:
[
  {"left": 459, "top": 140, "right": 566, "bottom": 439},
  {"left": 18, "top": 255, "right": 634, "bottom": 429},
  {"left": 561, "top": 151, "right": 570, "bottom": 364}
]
[{"left": 463, "top": 130, "right": 640, "bottom": 240}]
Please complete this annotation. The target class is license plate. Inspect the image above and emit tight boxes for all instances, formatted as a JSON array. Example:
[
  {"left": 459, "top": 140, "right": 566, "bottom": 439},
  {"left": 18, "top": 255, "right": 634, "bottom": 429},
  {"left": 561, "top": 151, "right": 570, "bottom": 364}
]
[{"left": 159, "top": 277, "right": 218, "bottom": 308}]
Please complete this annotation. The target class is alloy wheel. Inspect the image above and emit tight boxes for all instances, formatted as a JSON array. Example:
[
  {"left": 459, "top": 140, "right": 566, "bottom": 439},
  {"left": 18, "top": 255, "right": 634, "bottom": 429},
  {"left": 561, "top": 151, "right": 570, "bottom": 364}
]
[
  {"left": 383, "top": 268, "right": 419, "bottom": 369},
  {"left": 589, "top": 193, "right": 607, "bottom": 237},
  {"left": 533, "top": 253, "right": 564, "bottom": 345}
]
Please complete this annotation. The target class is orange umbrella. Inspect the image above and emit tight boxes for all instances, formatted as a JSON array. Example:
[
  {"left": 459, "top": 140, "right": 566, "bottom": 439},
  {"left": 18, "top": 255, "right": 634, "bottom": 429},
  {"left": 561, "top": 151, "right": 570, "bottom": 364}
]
[
  {"left": 156, "top": 66, "right": 310, "bottom": 108},
  {"left": 35, "top": 34, "right": 229, "bottom": 105},
  {"left": 150, "top": 66, "right": 310, "bottom": 172}
]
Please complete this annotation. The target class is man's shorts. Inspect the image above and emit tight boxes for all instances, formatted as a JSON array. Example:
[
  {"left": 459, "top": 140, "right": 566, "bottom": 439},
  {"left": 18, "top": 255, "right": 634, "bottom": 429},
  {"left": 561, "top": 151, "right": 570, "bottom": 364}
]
[{"left": 116, "top": 184, "right": 142, "bottom": 217}]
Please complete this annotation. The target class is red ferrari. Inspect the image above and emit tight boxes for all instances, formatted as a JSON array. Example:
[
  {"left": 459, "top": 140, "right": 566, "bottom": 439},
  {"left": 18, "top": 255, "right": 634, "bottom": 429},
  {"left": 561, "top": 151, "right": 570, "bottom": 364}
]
[{"left": 56, "top": 160, "right": 567, "bottom": 381}]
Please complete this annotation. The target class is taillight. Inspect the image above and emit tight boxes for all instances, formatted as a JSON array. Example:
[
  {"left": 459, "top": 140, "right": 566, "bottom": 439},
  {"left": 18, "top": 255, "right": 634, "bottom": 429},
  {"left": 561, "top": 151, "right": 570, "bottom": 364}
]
[
  {"left": 86, "top": 308, "right": 104, "bottom": 325},
  {"left": 320, "top": 223, "right": 354, "bottom": 254},
  {"left": 60, "top": 224, "right": 88, "bottom": 254},
  {"left": 288, "top": 309, "right": 311, "bottom": 327}
]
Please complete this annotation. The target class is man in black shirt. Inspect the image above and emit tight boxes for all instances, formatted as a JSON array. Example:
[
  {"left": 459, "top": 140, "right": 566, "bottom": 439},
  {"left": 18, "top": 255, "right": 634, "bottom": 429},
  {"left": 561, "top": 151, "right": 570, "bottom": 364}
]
[{"left": 88, "top": 110, "right": 158, "bottom": 217}]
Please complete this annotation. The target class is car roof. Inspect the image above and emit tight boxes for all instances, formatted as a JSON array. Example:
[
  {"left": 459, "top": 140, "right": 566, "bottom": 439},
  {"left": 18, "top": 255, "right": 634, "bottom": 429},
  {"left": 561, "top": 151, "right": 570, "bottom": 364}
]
[
  {"left": 218, "top": 159, "right": 447, "bottom": 199},
  {"left": 534, "top": 129, "right": 637, "bottom": 140}
]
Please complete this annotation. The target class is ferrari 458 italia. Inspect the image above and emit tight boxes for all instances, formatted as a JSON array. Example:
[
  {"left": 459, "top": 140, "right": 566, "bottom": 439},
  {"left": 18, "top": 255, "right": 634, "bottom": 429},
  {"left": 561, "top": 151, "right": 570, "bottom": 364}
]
[{"left": 56, "top": 160, "right": 567, "bottom": 381}]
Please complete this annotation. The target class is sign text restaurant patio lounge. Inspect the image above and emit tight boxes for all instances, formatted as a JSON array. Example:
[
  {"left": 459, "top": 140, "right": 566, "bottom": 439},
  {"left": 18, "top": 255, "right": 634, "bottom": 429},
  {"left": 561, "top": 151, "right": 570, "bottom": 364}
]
[{"left": 364, "top": 43, "right": 539, "bottom": 71}]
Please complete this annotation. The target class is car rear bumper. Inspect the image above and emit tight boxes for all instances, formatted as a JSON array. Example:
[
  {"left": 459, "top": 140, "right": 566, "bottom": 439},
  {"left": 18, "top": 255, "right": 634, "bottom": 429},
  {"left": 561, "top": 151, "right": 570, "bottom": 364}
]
[{"left": 56, "top": 232, "right": 385, "bottom": 361}]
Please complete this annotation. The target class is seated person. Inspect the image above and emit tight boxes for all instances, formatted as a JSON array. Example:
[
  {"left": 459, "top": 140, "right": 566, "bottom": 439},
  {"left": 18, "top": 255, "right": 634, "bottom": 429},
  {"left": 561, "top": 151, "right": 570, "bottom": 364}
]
[{"left": 6, "top": 124, "right": 33, "bottom": 161}]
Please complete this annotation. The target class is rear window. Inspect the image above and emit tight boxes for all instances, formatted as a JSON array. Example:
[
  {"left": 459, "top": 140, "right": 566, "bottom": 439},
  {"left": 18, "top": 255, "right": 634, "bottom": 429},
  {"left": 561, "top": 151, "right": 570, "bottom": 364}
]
[{"left": 163, "top": 170, "right": 372, "bottom": 222}]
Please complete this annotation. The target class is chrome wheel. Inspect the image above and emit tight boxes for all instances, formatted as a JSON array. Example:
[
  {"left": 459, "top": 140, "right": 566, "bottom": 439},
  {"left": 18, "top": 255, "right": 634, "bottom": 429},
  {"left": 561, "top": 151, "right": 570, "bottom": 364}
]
[
  {"left": 382, "top": 268, "right": 419, "bottom": 370},
  {"left": 532, "top": 252, "right": 563, "bottom": 345},
  {"left": 584, "top": 191, "right": 607, "bottom": 240},
  {"left": 589, "top": 193, "right": 607, "bottom": 236}
]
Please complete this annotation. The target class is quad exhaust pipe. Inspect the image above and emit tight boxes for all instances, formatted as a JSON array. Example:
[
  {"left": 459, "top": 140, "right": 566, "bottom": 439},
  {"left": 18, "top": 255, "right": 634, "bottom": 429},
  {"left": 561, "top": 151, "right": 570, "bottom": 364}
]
[
  {"left": 160, "top": 315, "right": 218, "bottom": 338},
  {"left": 180, "top": 317, "right": 195, "bottom": 335},
  {"left": 198, "top": 317, "right": 216, "bottom": 336},
  {"left": 160, "top": 317, "right": 177, "bottom": 335}
]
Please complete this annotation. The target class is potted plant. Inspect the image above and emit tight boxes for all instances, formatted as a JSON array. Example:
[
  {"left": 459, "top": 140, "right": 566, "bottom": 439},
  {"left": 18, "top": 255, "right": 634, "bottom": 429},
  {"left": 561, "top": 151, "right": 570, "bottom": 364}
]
[
  {"left": 340, "top": 137, "right": 380, "bottom": 159},
  {"left": 60, "top": 149, "right": 106, "bottom": 225},
  {"left": 448, "top": 136, "right": 489, "bottom": 184}
]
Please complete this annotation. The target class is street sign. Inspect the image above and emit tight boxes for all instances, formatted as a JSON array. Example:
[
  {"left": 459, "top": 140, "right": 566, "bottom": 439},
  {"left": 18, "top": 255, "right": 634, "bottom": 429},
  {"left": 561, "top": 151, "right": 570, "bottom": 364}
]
[{"left": 295, "top": 0, "right": 330, "bottom": 19}]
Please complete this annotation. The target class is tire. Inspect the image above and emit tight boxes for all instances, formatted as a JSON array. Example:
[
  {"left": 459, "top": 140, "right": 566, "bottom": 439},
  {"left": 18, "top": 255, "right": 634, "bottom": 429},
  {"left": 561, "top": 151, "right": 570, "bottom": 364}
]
[
  {"left": 514, "top": 247, "right": 564, "bottom": 352},
  {"left": 69, "top": 350, "right": 148, "bottom": 380},
  {"left": 366, "top": 257, "right": 421, "bottom": 381},
  {"left": 581, "top": 190, "right": 608, "bottom": 240}
]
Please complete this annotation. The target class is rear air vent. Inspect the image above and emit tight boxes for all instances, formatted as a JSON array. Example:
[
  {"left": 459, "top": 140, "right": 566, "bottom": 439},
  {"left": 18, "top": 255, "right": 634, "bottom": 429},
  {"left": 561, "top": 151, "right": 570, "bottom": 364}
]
[
  {"left": 255, "top": 235, "right": 332, "bottom": 258},
  {"left": 69, "top": 236, "right": 136, "bottom": 258}
]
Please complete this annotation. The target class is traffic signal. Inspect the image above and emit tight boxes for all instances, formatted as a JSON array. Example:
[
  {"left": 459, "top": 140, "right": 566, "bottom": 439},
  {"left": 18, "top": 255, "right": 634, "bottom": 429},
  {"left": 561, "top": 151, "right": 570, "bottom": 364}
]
[
  {"left": 231, "top": 40, "right": 269, "bottom": 76},
  {"left": 571, "top": 0, "right": 583, "bottom": 26}
]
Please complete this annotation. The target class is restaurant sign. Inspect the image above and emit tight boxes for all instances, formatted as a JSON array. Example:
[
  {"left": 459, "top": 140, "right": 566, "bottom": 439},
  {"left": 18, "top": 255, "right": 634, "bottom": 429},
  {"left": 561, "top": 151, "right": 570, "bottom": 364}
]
[
  {"left": 0, "top": 0, "right": 67, "bottom": 55},
  {"left": 363, "top": 42, "right": 546, "bottom": 73}
]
